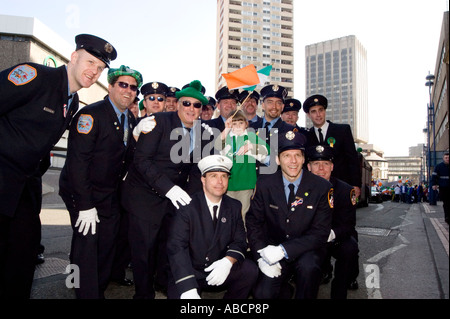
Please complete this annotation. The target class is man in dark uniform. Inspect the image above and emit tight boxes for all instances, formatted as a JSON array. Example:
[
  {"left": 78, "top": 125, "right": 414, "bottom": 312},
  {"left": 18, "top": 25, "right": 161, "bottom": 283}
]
[
  {"left": 281, "top": 98, "right": 308, "bottom": 134},
  {"left": 200, "top": 97, "right": 216, "bottom": 121},
  {"left": 141, "top": 81, "right": 169, "bottom": 115},
  {"left": 165, "top": 86, "right": 180, "bottom": 112},
  {"left": 431, "top": 150, "right": 449, "bottom": 224},
  {"left": 249, "top": 84, "right": 296, "bottom": 175},
  {"left": 120, "top": 80, "right": 213, "bottom": 299},
  {"left": 306, "top": 145, "right": 359, "bottom": 299},
  {"left": 59, "top": 65, "right": 141, "bottom": 298},
  {"left": 239, "top": 90, "right": 261, "bottom": 123},
  {"left": 246, "top": 130, "right": 333, "bottom": 299},
  {"left": 0, "top": 33, "right": 116, "bottom": 299},
  {"left": 167, "top": 155, "right": 258, "bottom": 299},
  {"left": 205, "top": 86, "right": 240, "bottom": 132},
  {"left": 303, "top": 94, "right": 361, "bottom": 198}
]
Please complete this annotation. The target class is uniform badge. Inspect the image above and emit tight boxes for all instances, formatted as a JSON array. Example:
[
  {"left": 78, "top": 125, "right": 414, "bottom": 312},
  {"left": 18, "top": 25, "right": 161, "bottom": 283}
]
[
  {"left": 316, "top": 145, "right": 324, "bottom": 153},
  {"left": 327, "top": 137, "right": 336, "bottom": 148},
  {"left": 272, "top": 84, "right": 279, "bottom": 91},
  {"left": 291, "top": 197, "right": 303, "bottom": 208},
  {"left": 77, "top": 114, "right": 94, "bottom": 134},
  {"left": 328, "top": 188, "right": 334, "bottom": 208},
  {"left": 350, "top": 188, "right": 357, "bottom": 206},
  {"left": 285, "top": 131, "right": 295, "bottom": 140},
  {"left": 221, "top": 217, "right": 227, "bottom": 223},
  {"left": 104, "top": 43, "right": 113, "bottom": 54},
  {"left": 8, "top": 64, "right": 37, "bottom": 86},
  {"left": 152, "top": 82, "right": 159, "bottom": 89}
]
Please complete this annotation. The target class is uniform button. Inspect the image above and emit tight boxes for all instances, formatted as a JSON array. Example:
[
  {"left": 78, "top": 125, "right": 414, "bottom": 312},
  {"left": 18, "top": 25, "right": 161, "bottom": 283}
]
[
  {"left": 286, "top": 234, "right": 290, "bottom": 239},
  {"left": 291, "top": 207, "right": 295, "bottom": 212},
  {"left": 205, "top": 257, "right": 209, "bottom": 261},
  {"left": 286, "top": 218, "right": 290, "bottom": 223}
]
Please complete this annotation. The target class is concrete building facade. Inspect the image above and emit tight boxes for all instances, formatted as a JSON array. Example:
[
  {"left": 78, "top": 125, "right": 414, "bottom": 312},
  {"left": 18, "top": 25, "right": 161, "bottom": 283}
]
[
  {"left": 305, "top": 35, "right": 369, "bottom": 144},
  {"left": 215, "top": 0, "right": 294, "bottom": 96}
]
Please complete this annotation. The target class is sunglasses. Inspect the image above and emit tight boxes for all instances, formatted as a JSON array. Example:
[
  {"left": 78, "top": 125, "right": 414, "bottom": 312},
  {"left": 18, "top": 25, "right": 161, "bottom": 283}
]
[
  {"left": 182, "top": 100, "right": 202, "bottom": 109},
  {"left": 117, "top": 81, "right": 138, "bottom": 92},
  {"left": 147, "top": 96, "right": 165, "bottom": 102}
]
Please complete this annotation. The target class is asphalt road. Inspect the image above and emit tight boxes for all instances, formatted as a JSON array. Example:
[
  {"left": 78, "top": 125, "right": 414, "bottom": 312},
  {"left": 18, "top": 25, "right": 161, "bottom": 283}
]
[{"left": 32, "top": 169, "right": 449, "bottom": 302}]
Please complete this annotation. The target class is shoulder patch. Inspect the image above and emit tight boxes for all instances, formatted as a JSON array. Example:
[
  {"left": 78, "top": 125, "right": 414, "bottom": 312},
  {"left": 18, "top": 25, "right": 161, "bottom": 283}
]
[
  {"left": 77, "top": 114, "right": 94, "bottom": 134},
  {"left": 350, "top": 188, "right": 357, "bottom": 206},
  {"left": 8, "top": 64, "right": 37, "bottom": 86},
  {"left": 328, "top": 188, "right": 334, "bottom": 209}
]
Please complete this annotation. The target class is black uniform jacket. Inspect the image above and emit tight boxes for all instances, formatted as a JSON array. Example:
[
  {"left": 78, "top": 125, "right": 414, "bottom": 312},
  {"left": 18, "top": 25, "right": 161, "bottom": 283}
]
[
  {"left": 0, "top": 63, "right": 78, "bottom": 217},
  {"left": 306, "top": 121, "right": 361, "bottom": 187},
  {"left": 59, "top": 98, "right": 136, "bottom": 214},
  {"left": 121, "top": 112, "right": 214, "bottom": 221},
  {"left": 246, "top": 169, "right": 332, "bottom": 262},
  {"left": 167, "top": 191, "right": 247, "bottom": 294},
  {"left": 205, "top": 116, "right": 225, "bottom": 132},
  {"left": 329, "top": 177, "right": 358, "bottom": 241}
]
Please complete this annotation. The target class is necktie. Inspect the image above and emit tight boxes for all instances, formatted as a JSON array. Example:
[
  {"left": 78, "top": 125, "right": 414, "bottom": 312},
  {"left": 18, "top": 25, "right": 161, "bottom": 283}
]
[
  {"left": 212, "top": 205, "right": 218, "bottom": 228},
  {"left": 264, "top": 121, "right": 271, "bottom": 130},
  {"left": 318, "top": 128, "right": 324, "bottom": 144},
  {"left": 185, "top": 127, "right": 193, "bottom": 153},
  {"left": 64, "top": 94, "right": 73, "bottom": 118},
  {"left": 120, "top": 113, "right": 125, "bottom": 142},
  {"left": 288, "top": 183, "right": 296, "bottom": 209}
]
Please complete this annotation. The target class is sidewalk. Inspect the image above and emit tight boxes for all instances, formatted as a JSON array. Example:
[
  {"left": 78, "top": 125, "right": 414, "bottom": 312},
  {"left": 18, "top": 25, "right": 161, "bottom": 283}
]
[{"left": 420, "top": 201, "right": 449, "bottom": 299}]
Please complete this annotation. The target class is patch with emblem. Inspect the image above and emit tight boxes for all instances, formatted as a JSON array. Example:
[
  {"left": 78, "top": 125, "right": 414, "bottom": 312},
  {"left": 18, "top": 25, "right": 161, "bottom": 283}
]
[
  {"left": 291, "top": 197, "right": 303, "bottom": 208},
  {"left": 328, "top": 188, "right": 334, "bottom": 208},
  {"left": 8, "top": 64, "right": 37, "bottom": 86},
  {"left": 77, "top": 114, "right": 94, "bottom": 134},
  {"left": 350, "top": 188, "right": 357, "bottom": 206},
  {"left": 327, "top": 137, "right": 336, "bottom": 148}
]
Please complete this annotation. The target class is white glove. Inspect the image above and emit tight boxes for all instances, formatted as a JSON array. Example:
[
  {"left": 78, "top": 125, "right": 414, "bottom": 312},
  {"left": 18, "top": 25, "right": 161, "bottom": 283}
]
[
  {"left": 180, "top": 288, "right": 201, "bottom": 299},
  {"left": 327, "top": 229, "right": 336, "bottom": 242},
  {"left": 204, "top": 257, "right": 233, "bottom": 286},
  {"left": 201, "top": 122, "right": 214, "bottom": 135},
  {"left": 257, "top": 245, "right": 285, "bottom": 265},
  {"left": 257, "top": 258, "right": 282, "bottom": 278},
  {"left": 133, "top": 116, "right": 156, "bottom": 137},
  {"left": 165, "top": 185, "right": 192, "bottom": 209},
  {"left": 75, "top": 208, "right": 100, "bottom": 236}
]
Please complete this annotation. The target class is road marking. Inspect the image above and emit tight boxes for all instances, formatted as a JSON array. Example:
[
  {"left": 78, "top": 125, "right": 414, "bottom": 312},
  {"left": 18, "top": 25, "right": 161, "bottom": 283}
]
[{"left": 367, "top": 244, "right": 407, "bottom": 263}]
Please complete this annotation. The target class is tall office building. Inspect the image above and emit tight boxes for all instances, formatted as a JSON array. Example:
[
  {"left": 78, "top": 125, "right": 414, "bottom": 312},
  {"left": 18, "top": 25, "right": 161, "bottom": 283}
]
[
  {"left": 215, "top": 0, "right": 294, "bottom": 96},
  {"left": 305, "top": 35, "right": 369, "bottom": 143}
]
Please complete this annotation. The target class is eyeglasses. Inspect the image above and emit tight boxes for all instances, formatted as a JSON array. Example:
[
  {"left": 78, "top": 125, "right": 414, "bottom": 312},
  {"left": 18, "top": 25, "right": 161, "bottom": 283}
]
[
  {"left": 117, "top": 81, "right": 138, "bottom": 92},
  {"left": 146, "top": 96, "right": 165, "bottom": 102},
  {"left": 182, "top": 100, "right": 202, "bottom": 109}
]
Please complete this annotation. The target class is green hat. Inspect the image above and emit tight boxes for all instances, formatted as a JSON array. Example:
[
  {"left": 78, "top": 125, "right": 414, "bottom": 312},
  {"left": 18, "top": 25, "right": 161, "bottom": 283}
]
[
  {"left": 138, "top": 99, "right": 145, "bottom": 111},
  {"left": 107, "top": 65, "right": 143, "bottom": 88},
  {"left": 175, "top": 80, "right": 208, "bottom": 105}
]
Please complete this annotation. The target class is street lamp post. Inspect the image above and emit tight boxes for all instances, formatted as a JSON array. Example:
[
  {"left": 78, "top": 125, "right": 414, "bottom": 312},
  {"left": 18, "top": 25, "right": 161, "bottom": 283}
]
[{"left": 425, "top": 72, "right": 436, "bottom": 205}]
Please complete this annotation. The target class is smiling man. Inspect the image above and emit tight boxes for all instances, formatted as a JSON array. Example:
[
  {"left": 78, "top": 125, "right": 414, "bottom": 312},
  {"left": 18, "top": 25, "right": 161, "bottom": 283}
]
[
  {"left": 59, "top": 65, "right": 142, "bottom": 298},
  {"left": 246, "top": 129, "right": 333, "bottom": 299},
  {"left": 120, "top": 80, "right": 215, "bottom": 299},
  {"left": 0, "top": 33, "right": 116, "bottom": 299}
]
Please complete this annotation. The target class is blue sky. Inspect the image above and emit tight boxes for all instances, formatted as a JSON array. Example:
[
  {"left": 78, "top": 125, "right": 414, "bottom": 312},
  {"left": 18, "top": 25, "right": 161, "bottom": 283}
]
[{"left": 0, "top": 0, "right": 448, "bottom": 156}]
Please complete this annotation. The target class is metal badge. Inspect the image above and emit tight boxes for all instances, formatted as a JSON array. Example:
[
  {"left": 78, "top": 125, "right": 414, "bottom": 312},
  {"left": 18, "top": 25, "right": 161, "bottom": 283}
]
[
  {"left": 104, "top": 43, "right": 113, "bottom": 54},
  {"left": 152, "top": 82, "right": 159, "bottom": 89},
  {"left": 285, "top": 131, "right": 295, "bottom": 140},
  {"left": 316, "top": 145, "right": 324, "bottom": 153}
]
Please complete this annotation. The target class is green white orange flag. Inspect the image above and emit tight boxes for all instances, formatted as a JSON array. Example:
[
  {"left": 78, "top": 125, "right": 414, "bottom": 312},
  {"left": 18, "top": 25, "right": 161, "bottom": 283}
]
[
  {"left": 243, "top": 65, "right": 273, "bottom": 91},
  {"left": 221, "top": 64, "right": 260, "bottom": 90}
]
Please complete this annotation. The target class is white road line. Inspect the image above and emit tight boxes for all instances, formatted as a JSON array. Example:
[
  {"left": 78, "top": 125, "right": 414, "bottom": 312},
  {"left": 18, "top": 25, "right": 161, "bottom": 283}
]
[{"left": 366, "top": 244, "right": 408, "bottom": 263}]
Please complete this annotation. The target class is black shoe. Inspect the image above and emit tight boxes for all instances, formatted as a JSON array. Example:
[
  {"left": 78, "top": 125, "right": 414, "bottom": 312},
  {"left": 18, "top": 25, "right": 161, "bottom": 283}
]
[
  {"left": 113, "top": 278, "right": 134, "bottom": 286},
  {"left": 348, "top": 280, "right": 359, "bottom": 290},
  {"left": 321, "top": 272, "right": 332, "bottom": 285},
  {"left": 35, "top": 253, "right": 45, "bottom": 265}
]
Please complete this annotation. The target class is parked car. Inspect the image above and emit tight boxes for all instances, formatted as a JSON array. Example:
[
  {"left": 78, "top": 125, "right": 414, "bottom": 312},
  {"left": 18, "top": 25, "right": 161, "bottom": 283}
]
[{"left": 370, "top": 186, "right": 383, "bottom": 203}]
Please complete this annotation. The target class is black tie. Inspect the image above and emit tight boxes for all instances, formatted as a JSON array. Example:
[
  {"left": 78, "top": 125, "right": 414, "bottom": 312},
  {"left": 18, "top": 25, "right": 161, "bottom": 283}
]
[
  {"left": 120, "top": 113, "right": 125, "bottom": 141},
  {"left": 212, "top": 205, "right": 218, "bottom": 228},
  {"left": 318, "top": 128, "right": 324, "bottom": 144},
  {"left": 264, "top": 121, "right": 271, "bottom": 130},
  {"left": 288, "top": 184, "right": 296, "bottom": 209}
]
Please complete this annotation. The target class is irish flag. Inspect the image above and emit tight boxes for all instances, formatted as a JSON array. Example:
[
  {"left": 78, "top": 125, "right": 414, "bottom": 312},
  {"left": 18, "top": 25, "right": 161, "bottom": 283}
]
[
  {"left": 221, "top": 64, "right": 260, "bottom": 90},
  {"left": 243, "top": 65, "right": 273, "bottom": 91}
]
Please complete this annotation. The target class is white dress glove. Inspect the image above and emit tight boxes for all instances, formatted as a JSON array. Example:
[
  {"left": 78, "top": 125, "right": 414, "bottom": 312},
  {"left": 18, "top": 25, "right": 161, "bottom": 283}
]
[
  {"left": 133, "top": 116, "right": 156, "bottom": 138},
  {"left": 327, "top": 229, "right": 336, "bottom": 242},
  {"left": 204, "top": 257, "right": 233, "bottom": 286},
  {"left": 257, "top": 258, "right": 282, "bottom": 278},
  {"left": 165, "top": 185, "right": 192, "bottom": 209},
  {"left": 257, "top": 245, "right": 285, "bottom": 265},
  {"left": 75, "top": 208, "right": 100, "bottom": 236},
  {"left": 180, "top": 288, "right": 201, "bottom": 299}
]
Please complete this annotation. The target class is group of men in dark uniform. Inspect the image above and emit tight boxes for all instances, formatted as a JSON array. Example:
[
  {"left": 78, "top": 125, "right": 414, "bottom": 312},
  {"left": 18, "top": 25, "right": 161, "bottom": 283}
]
[{"left": 0, "top": 33, "right": 362, "bottom": 300}]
